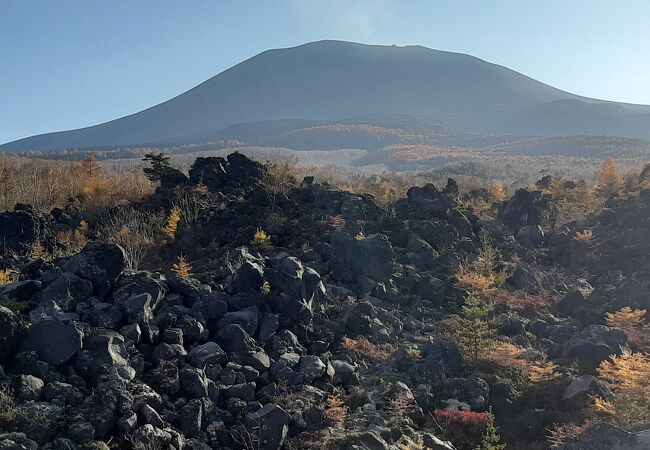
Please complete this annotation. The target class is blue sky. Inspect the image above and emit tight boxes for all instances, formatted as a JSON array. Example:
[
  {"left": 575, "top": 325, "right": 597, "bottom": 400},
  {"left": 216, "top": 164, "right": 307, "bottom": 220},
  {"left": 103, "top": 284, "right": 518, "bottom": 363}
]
[{"left": 1, "top": 0, "right": 649, "bottom": 144}]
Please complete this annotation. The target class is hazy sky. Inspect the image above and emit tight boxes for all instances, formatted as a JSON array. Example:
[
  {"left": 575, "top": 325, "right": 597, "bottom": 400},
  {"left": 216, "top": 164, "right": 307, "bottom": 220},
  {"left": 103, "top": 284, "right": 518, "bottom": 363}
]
[{"left": 2, "top": 0, "right": 649, "bottom": 143}]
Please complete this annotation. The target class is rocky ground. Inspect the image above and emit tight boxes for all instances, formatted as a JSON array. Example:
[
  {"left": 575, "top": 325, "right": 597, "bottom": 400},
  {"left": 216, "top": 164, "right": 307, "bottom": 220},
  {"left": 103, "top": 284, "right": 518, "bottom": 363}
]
[{"left": 0, "top": 152, "right": 648, "bottom": 450}]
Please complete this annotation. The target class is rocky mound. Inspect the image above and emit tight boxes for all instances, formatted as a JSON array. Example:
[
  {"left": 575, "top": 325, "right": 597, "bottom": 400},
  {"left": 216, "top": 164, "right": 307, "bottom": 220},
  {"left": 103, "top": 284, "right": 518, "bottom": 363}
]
[{"left": 0, "top": 153, "right": 647, "bottom": 450}]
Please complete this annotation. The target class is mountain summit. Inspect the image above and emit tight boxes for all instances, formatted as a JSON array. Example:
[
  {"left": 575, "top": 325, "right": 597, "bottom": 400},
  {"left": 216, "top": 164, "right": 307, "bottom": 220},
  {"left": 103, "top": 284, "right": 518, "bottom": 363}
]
[{"left": 5, "top": 40, "right": 650, "bottom": 151}]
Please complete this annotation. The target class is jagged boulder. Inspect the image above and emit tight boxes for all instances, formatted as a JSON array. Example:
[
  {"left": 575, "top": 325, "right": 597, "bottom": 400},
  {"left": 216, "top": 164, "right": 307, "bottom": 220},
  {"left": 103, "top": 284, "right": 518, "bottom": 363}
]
[
  {"left": 562, "top": 375, "right": 613, "bottom": 410},
  {"left": 0, "top": 204, "right": 54, "bottom": 253},
  {"left": 36, "top": 272, "right": 93, "bottom": 311},
  {"left": 331, "top": 232, "right": 395, "bottom": 283},
  {"left": 160, "top": 167, "right": 189, "bottom": 189},
  {"left": 188, "top": 152, "right": 265, "bottom": 192},
  {"left": 0, "top": 280, "right": 41, "bottom": 302},
  {"left": 61, "top": 242, "right": 126, "bottom": 298},
  {"left": 244, "top": 403, "right": 291, "bottom": 450},
  {"left": 562, "top": 325, "right": 627, "bottom": 370},
  {"left": 559, "top": 423, "right": 650, "bottom": 449},
  {"left": 0, "top": 306, "right": 25, "bottom": 363},
  {"left": 399, "top": 183, "right": 454, "bottom": 219},
  {"left": 75, "top": 329, "right": 131, "bottom": 380},
  {"left": 19, "top": 317, "right": 83, "bottom": 365},
  {"left": 498, "top": 188, "right": 554, "bottom": 230}
]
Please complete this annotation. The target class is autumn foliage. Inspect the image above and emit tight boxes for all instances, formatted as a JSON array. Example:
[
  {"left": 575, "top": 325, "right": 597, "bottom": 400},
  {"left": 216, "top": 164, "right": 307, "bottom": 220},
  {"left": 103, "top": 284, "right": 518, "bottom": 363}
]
[{"left": 597, "top": 156, "right": 623, "bottom": 195}]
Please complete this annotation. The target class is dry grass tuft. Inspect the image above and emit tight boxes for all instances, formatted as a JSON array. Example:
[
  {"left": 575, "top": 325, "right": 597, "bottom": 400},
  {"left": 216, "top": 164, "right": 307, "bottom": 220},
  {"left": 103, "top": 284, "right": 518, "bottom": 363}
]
[
  {"left": 574, "top": 229, "right": 594, "bottom": 241},
  {"left": 547, "top": 422, "right": 587, "bottom": 449},
  {"left": 341, "top": 336, "right": 396, "bottom": 361}
]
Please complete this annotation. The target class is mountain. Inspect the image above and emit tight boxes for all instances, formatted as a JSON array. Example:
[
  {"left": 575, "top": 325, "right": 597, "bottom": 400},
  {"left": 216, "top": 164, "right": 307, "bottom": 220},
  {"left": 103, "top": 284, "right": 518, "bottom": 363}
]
[{"left": 4, "top": 40, "right": 650, "bottom": 152}]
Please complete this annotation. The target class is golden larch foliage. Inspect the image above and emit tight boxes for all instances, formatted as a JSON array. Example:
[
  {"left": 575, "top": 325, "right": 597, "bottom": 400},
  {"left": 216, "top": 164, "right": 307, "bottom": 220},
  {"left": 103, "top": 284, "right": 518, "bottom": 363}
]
[
  {"left": 0, "top": 269, "right": 13, "bottom": 285},
  {"left": 597, "top": 156, "right": 623, "bottom": 195},
  {"left": 251, "top": 228, "right": 271, "bottom": 246},
  {"left": 171, "top": 254, "right": 192, "bottom": 278},
  {"left": 325, "top": 394, "right": 348, "bottom": 425},
  {"left": 605, "top": 307, "right": 647, "bottom": 328},
  {"left": 163, "top": 207, "right": 181, "bottom": 239},
  {"left": 593, "top": 397, "right": 617, "bottom": 416},
  {"left": 30, "top": 241, "right": 46, "bottom": 260},
  {"left": 597, "top": 349, "right": 650, "bottom": 402},
  {"left": 486, "top": 341, "right": 560, "bottom": 382},
  {"left": 491, "top": 180, "right": 508, "bottom": 201}
]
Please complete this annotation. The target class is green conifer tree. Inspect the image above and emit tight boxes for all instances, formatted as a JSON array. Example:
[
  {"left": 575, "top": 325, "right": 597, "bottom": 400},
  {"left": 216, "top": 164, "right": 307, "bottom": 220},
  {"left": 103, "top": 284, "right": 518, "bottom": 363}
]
[
  {"left": 142, "top": 152, "right": 172, "bottom": 181},
  {"left": 475, "top": 410, "right": 506, "bottom": 450},
  {"left": 455, "top": 292, "right": 496, "bottom": 367}
]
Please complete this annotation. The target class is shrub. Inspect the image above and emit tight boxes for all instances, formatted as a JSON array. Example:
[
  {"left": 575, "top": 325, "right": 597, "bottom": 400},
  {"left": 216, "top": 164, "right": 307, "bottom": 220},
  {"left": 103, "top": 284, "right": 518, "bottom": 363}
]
[
  {"left": 487, "top": 290, "right": 552, "bottom": 312},
  {"left": 98, "top": 208, "right": 162, "bottom": 271},
  {"left": 0, "top": 384, "right": 17, "bottom": 429},
  {"left": 261, "top": 155, "right": 298, "bottom": 210},
  {"left": 455, "top": 236, "right": 504, "bottom": 293},
  {"left": 56, "top": 225, "right": 87, "bottom": 256},
  {"left": 0, "top": 269, "right": 13, "bottom": 285},
  {"left": 385, "top": 394, "right": 418, "bottom": 422},
  {"left": 485, "top": 341, "right": 560, "bottom": 383},
  {"left": 596, "top": 349, "right": 650, "bottom": 430},
  {"left": 171, "top": 254, "right": 192, "bottom": 278},
  {"left": 163, "top": 207, "right": 182, "bottom": 239},
  {"left": 605, "top": 307, "right": 649, "bottom": 351},
  {"left": 325, "top": 394, "right": 348, "bottom": 426},
  {"left": 547, "top": 422, "right": 587, "bottom": 449},
  {"left": 172, "top": 188, "right": 209, "bottom": 226},
  {"left": 491, "top": 180, "right": 508, "bottom": 201},
  {"left": 434, "top": 409, "right": 489, "bottom": 435},
  {"left": 341, "top": 336, "right": 396, "bottom": 361},
  {"left": 605, "top": 306, "right": 647, "bottom": 328},
  {"left": 251, "top": 228, "right": 271, "bottom": 246}
]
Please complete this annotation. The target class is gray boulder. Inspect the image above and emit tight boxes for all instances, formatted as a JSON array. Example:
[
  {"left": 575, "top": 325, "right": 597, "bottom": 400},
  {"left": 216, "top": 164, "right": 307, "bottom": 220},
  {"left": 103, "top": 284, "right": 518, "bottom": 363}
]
[
  {"left": 516, "top": 224, "right": 544, "bottom": 248},
  {"left": 188, "top": 342, "right": 227, "bottom": 368},
  {"left": 562, "top": 375, "right": 613, "bottom": 410},
  {"left": 562, "top": 325, "right": 627, "bottom": 370},
  {"left": 0, "top": 433, "right": 38, "bottom": 450},
  {"left": 75, "top": 329, "right": 130, "bottom": 378},
  {"left": 559, "top": 423, "right": 650, "bottom": 450},
  {"left": 14, "top": 374, "right": 44, "bottom": 402}
]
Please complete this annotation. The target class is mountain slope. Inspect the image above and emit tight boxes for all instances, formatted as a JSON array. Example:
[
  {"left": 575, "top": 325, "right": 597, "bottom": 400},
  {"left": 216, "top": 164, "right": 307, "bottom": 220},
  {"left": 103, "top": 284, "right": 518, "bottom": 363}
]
[{"left": 4, "top": 40, "right": 650, "bottom": 151}]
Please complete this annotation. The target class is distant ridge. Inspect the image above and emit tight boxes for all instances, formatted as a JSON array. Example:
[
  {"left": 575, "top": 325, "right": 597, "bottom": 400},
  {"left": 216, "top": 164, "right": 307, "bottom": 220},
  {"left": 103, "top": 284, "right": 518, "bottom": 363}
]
[{"left": 4, "top": 40, "right": 650, "bottom": 152}]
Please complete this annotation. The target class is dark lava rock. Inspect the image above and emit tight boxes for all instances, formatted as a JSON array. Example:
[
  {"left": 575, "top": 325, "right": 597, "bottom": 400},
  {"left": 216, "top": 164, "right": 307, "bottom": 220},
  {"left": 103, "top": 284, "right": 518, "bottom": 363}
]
[
  {"left": 61, "top": 242, "right": 126, "bottom": 298},
  {"left": 0, "top": 204, "right": 53, "bottom": 253},
  {"left": 188, "top": 153, "right": 265, "bottom": 192},
  {"left": 244, "top": 403, "right": 291, "bottom": 450},
  {"left": 0, "top": 306, "right": 25, "bottom": 364},
  {"left": 558, "top": 423, "right": 650, "bottom": 450},
  {"left": 19, "top": 317, "right": 83, "bottom": 365},
  {"left": 562, "top": 325, "right": 627, "bottom": 370}
]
